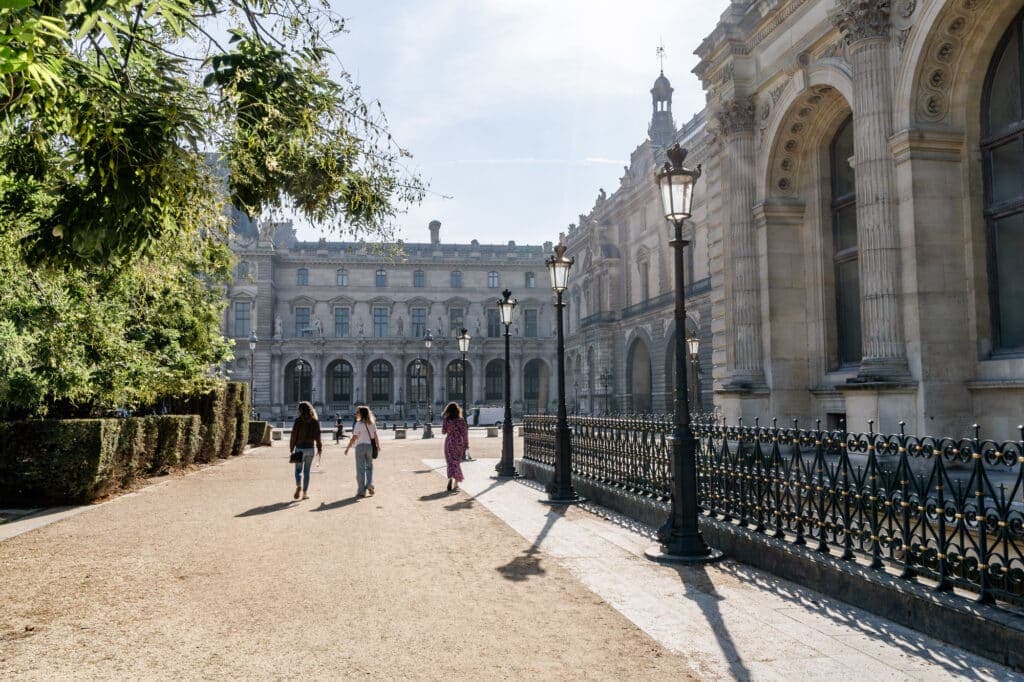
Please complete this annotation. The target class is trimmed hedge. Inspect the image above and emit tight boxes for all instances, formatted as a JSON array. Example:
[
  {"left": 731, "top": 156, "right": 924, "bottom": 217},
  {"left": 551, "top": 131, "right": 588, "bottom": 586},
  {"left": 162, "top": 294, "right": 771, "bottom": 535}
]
[
  {"left": 178, "top": 381, "right": 249, "bottom": 462},
  {"left": 0, "top": 415, "right": 203, "bottom": 506},
  {"left": 248, "top": 421, "right": 271, "bottom": 447}
]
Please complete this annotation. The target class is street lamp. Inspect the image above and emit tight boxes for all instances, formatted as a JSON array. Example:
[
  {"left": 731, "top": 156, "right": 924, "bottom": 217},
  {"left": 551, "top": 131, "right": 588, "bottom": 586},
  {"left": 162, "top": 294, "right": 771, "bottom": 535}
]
[
  {"left": 687, "top": 336, "right": 701, "bottom": 414},
  {"left": 496, "top": 289, "right": 518, "bottom": 478},
  {"left": 458, "top": 327, "right": 471, "bottom": 460},
  {"left": 544, "top": 243, "right": 578, "bottom": 503},
  {"left": 645, "top": 143, "right": 720, "bottom": 563},
  {"left": 423, "top": 331, "right": 434, "bottom": 438},
  {"left": 600, "top": 371, "right": 612, "bottom": 415},
  {"left": 248, "top": 330, "right": 257, "bottom": 417}
]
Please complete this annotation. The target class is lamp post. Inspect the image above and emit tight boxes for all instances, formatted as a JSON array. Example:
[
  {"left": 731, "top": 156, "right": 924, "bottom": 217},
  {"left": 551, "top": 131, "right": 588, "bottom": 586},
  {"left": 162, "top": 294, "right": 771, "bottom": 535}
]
[
  {"left": 248, "top": 330, "right": 257, "bottom": 418},
  {"left": 645, "top": 143, "right": 721, "bottom": 563},
  {"left": 687, "top": 336, "right": 700, "bottom": 415},
  {"left": 423, "top": 331, "right": 434, "bottom": 438},
  {"left": 600, "top": 371, "right": 612, "bottom": 415},
  {"left": 544, "top": 243, "right": 579, "bottom": 503},
  {"left": 496, "top": 289, "right": 518, "bottom": 478},
  {"left": 574, "top": 380, "right": 579, "bottom": 415},
  {"left": 458, "top": 327, "right": 471, "bottom": 460}
]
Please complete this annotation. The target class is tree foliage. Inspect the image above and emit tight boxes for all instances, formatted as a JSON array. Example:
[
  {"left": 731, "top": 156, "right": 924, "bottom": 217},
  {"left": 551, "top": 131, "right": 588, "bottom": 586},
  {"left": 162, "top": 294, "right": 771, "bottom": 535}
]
[{"left": 0, "top": 1, "right": 422, "bottom": 414}]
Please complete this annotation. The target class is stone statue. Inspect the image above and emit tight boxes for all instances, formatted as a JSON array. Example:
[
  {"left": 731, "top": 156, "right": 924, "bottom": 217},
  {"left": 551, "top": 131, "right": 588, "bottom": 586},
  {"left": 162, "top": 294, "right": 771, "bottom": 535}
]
[
  {"left": 312, "top": 315, "right": 323, "bottom": 337},
  {"left": 475, "top": 319, "right": 481, "bottom": 337},
  {"left": 397, "top": 316, "right": 404, "bottom": 335},
  {"left": 274, "top": 315, "right": 283, "bottom": 339},
  {"left": 597, "top": 188, "right": 607, "bottom": 203}
]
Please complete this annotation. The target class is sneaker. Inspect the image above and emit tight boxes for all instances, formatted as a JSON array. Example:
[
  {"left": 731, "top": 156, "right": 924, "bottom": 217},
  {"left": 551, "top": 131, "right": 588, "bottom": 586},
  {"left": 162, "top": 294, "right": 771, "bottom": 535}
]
[
  {"left": 357, "top": 491, "right": 367, "bottom": 498},
  {"left": 447, "top": 478, "right": 453, "bottom": 492},
  {"left": 302, "top": 493, "right": 309, "bottom": 500},
  {"left": 367, "top": 486, "right": 375, "bottom": 496},
  {"left": 294, "top": 486, "right": 301, "bottom": 500}
]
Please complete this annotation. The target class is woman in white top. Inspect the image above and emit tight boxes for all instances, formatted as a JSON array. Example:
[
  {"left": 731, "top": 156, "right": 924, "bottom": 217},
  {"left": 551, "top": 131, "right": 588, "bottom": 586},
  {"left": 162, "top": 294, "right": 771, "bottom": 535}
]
[{"left": 344, "top": 405, "right": 381, "bottom": 497}]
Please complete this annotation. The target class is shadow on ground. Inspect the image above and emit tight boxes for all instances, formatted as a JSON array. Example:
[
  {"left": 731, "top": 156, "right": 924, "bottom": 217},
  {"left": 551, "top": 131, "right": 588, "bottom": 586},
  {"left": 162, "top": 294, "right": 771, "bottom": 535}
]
[
  {"left": 495, "top": 504, "right": 566, "bottom": 583},
  {"left": 235, "top": 501, "right": 297, "bottom": 517},
  {"left": 310, "top": 497, "right": 362, "bottom": 512}
]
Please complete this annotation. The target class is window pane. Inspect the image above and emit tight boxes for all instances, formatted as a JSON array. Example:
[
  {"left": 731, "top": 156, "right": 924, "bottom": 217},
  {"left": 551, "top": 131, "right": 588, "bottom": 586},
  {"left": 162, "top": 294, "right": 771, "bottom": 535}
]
[
  {"left": 295, "top": 307, "right": 310, "bottom": 337},
  {"left": 414, "top": 270, "right": 425, "bottom": 288},
  {"left": 297, "top": 269, "right": 308, "bottom": 286},
  {"left": 334, "top": 308, "right": 349, "bottom": 337},
  {"left": 234, "top": 302, "right": 250, "bottom": 337},
  {"left": 487, "top": 309, "right": 501, "bottom": 337},
  {"left": 525, "top": 309, "right": 538, "bottom": 338},
  {"left": 525, "top": 272, "right": 535, "bottom": 288},
  {"left": 835, "top": 204, "right": 858, "bottom": 252},
  {"left": 485, "top": 362, "right": 503, "bottom": 401},
  {"left": 412, "top": 308, "right": 426, "bottom": 337},
  {"left": 989, "top": 138, "right": 1024, "bottom": 205},
  {"left": 336, "top": 270, "right": 348, "bottom": 287},
  {"left": 835, "top": 260, "right": 862, "bottom": 365},
  {"left": 988, "top": 27, "right": 1022, "bottom": 135},
  {"left": 370, "top": 362, "right": 391, "bottom": 402},
  {"left": 332, "top": 363, "right": 352, "bottom": 401},
  {"left": 832, "top": 119, "right": 855, "bottom": 197},
  {"left": 373, "top": 307, "right": 389, "bottom": 337},
  {"left": 376, "top": 269, "right": 386, "bottom": 287},
  {"left": 449, "top": 308, "right": 464, "bottom": 335},
  {"left": 996, "top": 212, "right": 1024, "bottom": 348},
  {"left": 488, "top": 271, "right": 499, "bottom": 288},
  {"left": 451, "top": 271, "right": 462, "bottom": 288}
]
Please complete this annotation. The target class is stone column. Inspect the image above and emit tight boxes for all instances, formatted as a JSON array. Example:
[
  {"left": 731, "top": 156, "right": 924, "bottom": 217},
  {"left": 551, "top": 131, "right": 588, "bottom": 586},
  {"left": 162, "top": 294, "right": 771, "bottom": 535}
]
[
  {"left": 270, "top": 345, "right": 282, "bottom": 418},
  {"left": 832, "top": 0, "right": 908, "bottom": 380},
  {"left": 716, "top": 96, "right": 765, "bottom": 389}
]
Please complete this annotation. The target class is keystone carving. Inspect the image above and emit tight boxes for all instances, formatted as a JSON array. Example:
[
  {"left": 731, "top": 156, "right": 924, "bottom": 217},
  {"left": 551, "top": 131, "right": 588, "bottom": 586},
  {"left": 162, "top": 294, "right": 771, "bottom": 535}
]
[
  {"left": 831, "top": 0, "right": 892, "bottom": 45},
  {"left": 714, "top": 97, "right": 756, "bottom": 136}
]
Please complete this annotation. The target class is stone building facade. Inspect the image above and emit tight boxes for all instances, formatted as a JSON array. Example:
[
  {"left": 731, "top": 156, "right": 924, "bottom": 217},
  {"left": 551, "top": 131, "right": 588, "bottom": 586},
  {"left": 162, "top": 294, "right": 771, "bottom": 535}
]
[
  {"left": 566, "top": 0, "right": 1024, "bottom": 439},
  {"left": 690, "top": 0, "right": 1024, "bottom": 438},
  {"left": 225, "top": 222, "right": 559, "bottom": 422}
]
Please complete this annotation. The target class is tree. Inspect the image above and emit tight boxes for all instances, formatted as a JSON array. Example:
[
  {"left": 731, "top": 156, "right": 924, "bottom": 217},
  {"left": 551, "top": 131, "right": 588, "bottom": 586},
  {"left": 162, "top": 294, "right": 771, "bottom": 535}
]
[{"left": 0, "top": 0, "right": 424, "bottom": 265}]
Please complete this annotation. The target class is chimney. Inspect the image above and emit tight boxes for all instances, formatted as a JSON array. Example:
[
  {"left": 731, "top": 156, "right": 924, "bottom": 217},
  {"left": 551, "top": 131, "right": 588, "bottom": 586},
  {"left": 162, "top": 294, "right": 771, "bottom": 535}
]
[{"left": 429, "top": 220, "right": 441, "bottom": 245}]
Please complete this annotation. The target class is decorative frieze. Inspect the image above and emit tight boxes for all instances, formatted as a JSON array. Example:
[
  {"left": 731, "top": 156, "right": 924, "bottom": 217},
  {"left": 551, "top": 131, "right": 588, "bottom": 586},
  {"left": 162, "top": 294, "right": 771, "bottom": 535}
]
[
  {"left": 831, "top": 0, "right": 892, "bottom": 46},
  {"left": 714, "top": 97, "right": 757, "bottom": 136}
]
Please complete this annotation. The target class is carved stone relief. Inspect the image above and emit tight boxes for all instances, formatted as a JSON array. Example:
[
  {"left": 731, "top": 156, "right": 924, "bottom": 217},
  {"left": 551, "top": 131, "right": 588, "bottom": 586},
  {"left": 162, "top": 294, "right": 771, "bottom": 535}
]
[
  {"left": 714, "top": 97, "right": 756, "bottom": 136},
  {"left": 831, "top": 0, "right": 892, "bottom": 45},
  {"left": 915, "top": 0, "right": 990, "bottom": 124},
  {"left": 768, "top": 86, "right": 836, "bottom": 197}
]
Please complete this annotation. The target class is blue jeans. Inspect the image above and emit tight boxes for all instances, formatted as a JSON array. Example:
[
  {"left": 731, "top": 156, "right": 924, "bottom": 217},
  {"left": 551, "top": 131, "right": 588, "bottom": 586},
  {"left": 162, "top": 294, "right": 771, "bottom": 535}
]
[
  {"left": 355, "top": 443, "right": 373, "bottom": 493},
  {"left": 293, "top": 448, "right": 315, "bottom": 491}
]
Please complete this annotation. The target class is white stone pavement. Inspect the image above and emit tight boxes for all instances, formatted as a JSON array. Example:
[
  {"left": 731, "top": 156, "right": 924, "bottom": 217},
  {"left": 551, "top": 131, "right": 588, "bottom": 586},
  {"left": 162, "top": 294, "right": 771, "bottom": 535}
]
[{"left": 426, "top": 457, "right": 1022, "bottom": 681}]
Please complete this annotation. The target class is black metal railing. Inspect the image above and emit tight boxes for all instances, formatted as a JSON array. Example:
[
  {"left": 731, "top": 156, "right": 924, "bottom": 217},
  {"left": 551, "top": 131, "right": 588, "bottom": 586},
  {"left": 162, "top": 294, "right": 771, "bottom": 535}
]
[{"left": 523, "top": 414, "right": 1024, "bottom": 607}]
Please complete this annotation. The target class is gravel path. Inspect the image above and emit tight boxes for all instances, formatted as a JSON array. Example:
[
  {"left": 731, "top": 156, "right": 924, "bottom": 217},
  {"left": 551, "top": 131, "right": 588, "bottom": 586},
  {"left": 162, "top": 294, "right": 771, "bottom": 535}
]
[{"left": 0, "top": 434, "right": 693, "bottom": 680}]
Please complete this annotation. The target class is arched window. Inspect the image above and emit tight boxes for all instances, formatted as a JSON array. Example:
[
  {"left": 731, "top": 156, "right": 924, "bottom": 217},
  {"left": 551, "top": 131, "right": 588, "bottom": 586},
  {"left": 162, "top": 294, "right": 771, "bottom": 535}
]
[
  {"left": 296, "top": 268, "right": 309, "bottom": 286},
  {"left": 413, "top": 270, "right": 425, "bottom": 288},
  {"left": 451, "top": 270, "right": 463, "bottom": 288},
  {"left": 984, "top": 11, "right": 1024, "bottom": 351},
  {"left": 368, "top": 360, "right": 391, "bottom": 403},
  {"left": 488, "top": 271, "right": 499, "bottom": 288},
  {"left": 407, "top": 360, "right": 431, "bottom": 411},
  {"left": 831, "top": 116, "right": 861, "bottom": 366},
  {"left": 485, "top": 360, "right": 504, "bottom": 401},
  {"left": 330, "top": 361, "right": 353, "bottom": 402},
  {"left": 447, "top": 360, "right": 468, "bottom": 404},
  {"left": 286, "top": 360, "right": 312, "bottom": 404},
  {"left": 336, "top": 269, "right": 348, "bottom": 287},
  {"left": 375, "top": 269, "right": 387, "bottom": 287}
]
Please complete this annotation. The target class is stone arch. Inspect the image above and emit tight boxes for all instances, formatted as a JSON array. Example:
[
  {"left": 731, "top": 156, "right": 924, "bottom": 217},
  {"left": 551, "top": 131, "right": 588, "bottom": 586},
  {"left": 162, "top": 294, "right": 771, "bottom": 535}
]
[
  {"left": 760, "top": 81, "right": 853, "bottom": 201},
  {"left": 899, "top": 0, "right": 1024, "bottom": 129},
  {"left": 484, "top": 359, "right": 505, "bottom": 402},
  {"left": 365, "top": 358, "right": 393, "bottom": 406},
  {"left": 326, "top": 359, "right": 354, "bottom": 405},
  {"left": 626, "top": 337, "right": 652, "bottom": 414},
  {"left": 446, "top": 359, "right": 473, "bottom": 407},
  {"left": 284, "top": 358, "right": 313, "bottom": 404}
]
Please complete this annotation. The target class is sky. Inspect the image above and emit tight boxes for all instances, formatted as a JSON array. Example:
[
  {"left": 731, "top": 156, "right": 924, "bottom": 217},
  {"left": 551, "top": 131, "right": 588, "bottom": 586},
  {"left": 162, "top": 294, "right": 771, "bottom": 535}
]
[{"left": 295, "top": 0, "right": 730, "bottom": 246}]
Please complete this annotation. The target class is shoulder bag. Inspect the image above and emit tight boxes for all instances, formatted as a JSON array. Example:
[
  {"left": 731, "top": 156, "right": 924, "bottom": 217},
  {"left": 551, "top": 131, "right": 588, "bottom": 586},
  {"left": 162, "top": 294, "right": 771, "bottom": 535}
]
[{"left": 369, "top": 424, "right": 379, "bottom": 459}]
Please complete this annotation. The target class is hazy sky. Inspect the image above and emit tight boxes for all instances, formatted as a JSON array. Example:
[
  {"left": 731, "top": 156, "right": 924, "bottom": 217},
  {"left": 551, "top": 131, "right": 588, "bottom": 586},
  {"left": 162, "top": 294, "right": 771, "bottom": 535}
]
[{"left": 297, "top": 1, "right": 729, "bottom": 246}]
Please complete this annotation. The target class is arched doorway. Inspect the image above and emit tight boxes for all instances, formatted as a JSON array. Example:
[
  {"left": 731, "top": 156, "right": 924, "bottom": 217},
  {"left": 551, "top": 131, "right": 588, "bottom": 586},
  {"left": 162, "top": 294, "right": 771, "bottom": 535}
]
[
  {"left": 484, "top": 359, "right": 504, "bottom": 403},
  {"left": 327, "top": 360, "right": 353, "bottom": 408},
  {"left": 627, "top": 338, "right": 652, "bottom": 413},
  {"left": 406, "top": 359, "right": 432, "bottom": 420},
  {"left": 523, "top": 359, "right": 550, "bottom": 414},
  {"left": 366, "top": 360, "right": 392, "bottom": 407},
  {"left": 446, "top": 359, "right": 472, "bottom": 408},
  {"left": 285, "top": 359, "right": 312, "bottom": 405}
]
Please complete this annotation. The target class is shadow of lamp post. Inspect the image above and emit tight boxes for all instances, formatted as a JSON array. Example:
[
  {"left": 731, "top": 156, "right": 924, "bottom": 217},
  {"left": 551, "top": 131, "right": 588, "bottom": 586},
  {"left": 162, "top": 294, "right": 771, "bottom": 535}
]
[
  {"left": 645, "top": 143, "right": 722, "bottom": 564},
  {"left": 543, "top": 243, "right": 580, "bottom": 504},
  {"left": 496, "top": 289, "right": 518, "bottom": 478}
]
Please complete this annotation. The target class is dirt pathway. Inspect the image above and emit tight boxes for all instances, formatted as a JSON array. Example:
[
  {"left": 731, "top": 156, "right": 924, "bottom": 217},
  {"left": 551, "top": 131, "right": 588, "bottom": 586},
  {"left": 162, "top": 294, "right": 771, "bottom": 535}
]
[{"left": 0, "top": 435, "right": 692, "bottom": 680}]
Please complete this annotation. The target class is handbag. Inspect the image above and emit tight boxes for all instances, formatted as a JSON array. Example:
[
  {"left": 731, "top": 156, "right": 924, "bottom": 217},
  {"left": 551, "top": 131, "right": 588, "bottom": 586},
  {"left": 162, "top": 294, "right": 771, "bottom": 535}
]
[
  {"left": 370, "top": 426, "right": 379, "bottom": 459},
  {"left": 289, "top": 448, "right": 303, "bottom": 463}
]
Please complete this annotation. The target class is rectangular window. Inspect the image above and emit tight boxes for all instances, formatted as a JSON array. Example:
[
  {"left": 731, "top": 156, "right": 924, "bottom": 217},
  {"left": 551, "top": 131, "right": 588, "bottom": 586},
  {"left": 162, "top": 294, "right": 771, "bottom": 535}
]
[
  {"left": 295, "top": 307, "right": 310, "bottom": 337},
  {"left": 487, "top": 309, "right": 502, "bottom": 338},
  {"left": 373, "top": 307, "right": 389, "bottom": 338},
  {"left": 488, "top": 271, "right": 499, "bottom": 288},
  {"left": 525, "top": 272, "right": 536, "bottom": 289},
  {"left": 524, "top": 309, "right": 538, "bottom": 338},
  {"left": 334, "top": 307, "right": 350, "bottom": 338},
  {"left": 336, "top": 270, "right": 348, "bottom": 287},
  {"left": 297, "top": 269, "right": 308, "bottom": 286},
  {"left": 375, "top": 269, "right": 387, "bottom": 287},
  {"left": 234, "top": 301, "right": 251, "bottom": 337},
  {"left": 412, "top": 307, "right": 427, "bottom": 337},
  {"left": 413, "top": 270, "right": 425, "bottom": 288},
  {"left": 451, "top": 271, "right": 463, "bottom": 288},
  {"left": 449, "top": 307, "right": 464, "bottom": 336}
]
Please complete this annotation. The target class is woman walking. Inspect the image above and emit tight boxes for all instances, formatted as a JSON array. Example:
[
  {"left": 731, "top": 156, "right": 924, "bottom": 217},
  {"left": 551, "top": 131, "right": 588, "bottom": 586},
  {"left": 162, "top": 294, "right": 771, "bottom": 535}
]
[
  {"left": 441, "top": 401, "right": 468, "bottom": 492},
  {"left": 344, "top": 406, "right": 380, "bottom": 497},
  {"left": 289, "top": 401, "right": 323, "bottom": 500}
]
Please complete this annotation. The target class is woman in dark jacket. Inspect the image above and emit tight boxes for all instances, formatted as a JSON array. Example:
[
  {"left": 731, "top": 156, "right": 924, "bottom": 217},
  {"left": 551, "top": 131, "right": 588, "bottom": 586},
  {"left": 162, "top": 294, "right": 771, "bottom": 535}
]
[{"left": 289, "top": 401, "right": 323, "bottom": 500}]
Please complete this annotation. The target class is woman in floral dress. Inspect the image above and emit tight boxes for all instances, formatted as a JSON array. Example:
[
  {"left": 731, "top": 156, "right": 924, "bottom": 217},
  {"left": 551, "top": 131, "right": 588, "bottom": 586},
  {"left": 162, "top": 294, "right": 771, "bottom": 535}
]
[{"left": 441, "top": 401, "right": 468, "bottom": 492}]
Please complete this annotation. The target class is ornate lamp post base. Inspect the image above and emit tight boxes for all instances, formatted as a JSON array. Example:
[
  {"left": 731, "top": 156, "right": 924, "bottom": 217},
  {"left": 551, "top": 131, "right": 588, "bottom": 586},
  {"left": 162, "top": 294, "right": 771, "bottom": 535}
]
[
  {"left": 643, "top": 544, "right": 723, "bottom": 564},
  {"left": 422, "top": 423, "right": 433, "bottom": 439}
]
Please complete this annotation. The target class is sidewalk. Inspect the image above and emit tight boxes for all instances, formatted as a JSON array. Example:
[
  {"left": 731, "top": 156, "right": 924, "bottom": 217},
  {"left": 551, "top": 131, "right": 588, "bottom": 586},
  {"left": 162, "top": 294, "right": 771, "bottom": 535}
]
[{"left": 0, "top": 434, "right": 1017, "bottom": 680}]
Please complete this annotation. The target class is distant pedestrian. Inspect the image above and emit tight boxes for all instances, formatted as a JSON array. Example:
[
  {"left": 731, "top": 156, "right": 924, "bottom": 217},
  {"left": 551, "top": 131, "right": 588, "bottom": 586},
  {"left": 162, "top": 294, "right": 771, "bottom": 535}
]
[
  {"left": 289, "top": 401, "right": 322, "bottom": 500},
  {"left": 441, "top": 402, "right": 468, "bottom": 493},
  {"left": 345, "top": 405, "right": 380, "bottom": 497},
  {"left": 333, "top": 412, "right": 344, "bottom": 443}
]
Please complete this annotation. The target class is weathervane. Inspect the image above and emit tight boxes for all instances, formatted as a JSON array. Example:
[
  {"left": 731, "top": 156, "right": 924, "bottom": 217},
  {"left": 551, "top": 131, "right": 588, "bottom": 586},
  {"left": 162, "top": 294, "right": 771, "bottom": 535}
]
[{"left": 657, "top": 40, "right": 666, "bottom": 74}]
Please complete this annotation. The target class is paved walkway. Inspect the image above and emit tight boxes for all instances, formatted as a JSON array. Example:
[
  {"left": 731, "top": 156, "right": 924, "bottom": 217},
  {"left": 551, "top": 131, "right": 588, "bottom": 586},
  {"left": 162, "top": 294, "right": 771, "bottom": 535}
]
[{"left": 0, "top": 433, "right": 1018, "bottom": 680}]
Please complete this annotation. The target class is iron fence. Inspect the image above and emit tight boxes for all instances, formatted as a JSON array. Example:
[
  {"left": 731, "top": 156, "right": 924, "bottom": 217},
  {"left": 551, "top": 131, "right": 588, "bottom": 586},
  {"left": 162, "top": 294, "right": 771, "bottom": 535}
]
[{"left": 523, "top": 414, "right": 1024, "bottom": 607}]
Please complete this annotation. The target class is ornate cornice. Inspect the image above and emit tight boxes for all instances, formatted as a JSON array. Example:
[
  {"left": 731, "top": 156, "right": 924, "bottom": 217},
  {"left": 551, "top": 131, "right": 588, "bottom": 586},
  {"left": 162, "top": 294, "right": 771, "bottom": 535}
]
[
  {"left": 831, "top": 0, "right": 892, "bottom": 46},
  {"left": 714, "top": 97, "right": 757, "bottom": 136}
]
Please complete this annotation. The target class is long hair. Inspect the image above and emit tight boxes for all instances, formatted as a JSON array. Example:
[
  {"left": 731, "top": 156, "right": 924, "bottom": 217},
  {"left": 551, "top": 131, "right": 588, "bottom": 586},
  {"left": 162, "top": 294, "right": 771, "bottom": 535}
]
[
  {"left": 442, "top": 401, "right": 462, "bottom": 420},
  {"left": 356, "top": 405, "right": 375, "bottom": 424},
  {"left": 297, "top": 401, "right": 318, "bottom": 421}
]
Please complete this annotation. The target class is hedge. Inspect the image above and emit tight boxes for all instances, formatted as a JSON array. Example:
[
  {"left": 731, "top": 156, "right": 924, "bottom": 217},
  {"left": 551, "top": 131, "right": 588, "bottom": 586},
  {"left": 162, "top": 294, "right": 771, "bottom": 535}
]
[
  {"left": 0, "top": 415, "right": 202, "bottom": 506},
  {"left": 248, "top": 421, "right": 271, "bottom": 447}
]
